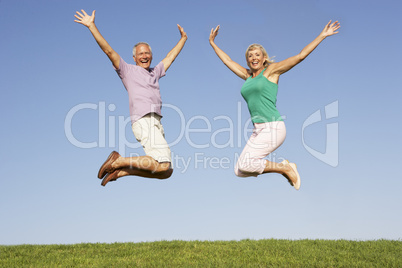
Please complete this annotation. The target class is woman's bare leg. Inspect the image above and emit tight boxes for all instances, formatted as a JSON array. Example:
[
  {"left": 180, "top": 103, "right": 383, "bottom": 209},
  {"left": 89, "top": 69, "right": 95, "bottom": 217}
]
[{"left": 263, "top": 160, "right": 299, "bottom": 187}]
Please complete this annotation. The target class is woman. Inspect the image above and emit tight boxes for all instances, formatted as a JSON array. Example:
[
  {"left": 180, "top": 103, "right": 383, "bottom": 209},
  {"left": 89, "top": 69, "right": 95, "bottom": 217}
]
[{"left": 209, "top": 21, "right": 340, "bottom": 190}]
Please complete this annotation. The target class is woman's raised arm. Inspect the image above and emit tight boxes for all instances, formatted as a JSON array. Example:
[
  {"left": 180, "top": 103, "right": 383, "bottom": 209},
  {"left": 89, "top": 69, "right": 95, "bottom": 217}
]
[
  {"left": 268, "top": 20, "right": 340, "bottom": 78},
  {"left": 209, "top": 25, "right": 249, "bottom": 80}
]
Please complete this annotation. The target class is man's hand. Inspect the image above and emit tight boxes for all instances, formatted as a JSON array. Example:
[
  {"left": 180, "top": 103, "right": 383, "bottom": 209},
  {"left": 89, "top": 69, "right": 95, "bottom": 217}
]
[
  {"left": 74, "top": 9, "right": 120, "bottom": 69},
  {"left": 209, "top": 25, "right": 220, "bottom": 44},
  {"left": 177, "top": 24, "right": 187, "bottom": 40},
  {"left": 74, "top": 9, "right": 96, "bottom": 28},
  {"left": 162, "top": 24, "right": 188, "bottom": 72}
]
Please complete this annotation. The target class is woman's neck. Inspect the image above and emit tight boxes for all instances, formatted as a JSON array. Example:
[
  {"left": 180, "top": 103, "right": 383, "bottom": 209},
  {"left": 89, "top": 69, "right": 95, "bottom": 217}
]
[{"left": 251, "top": 67, "right": 264, "bottom": 78}]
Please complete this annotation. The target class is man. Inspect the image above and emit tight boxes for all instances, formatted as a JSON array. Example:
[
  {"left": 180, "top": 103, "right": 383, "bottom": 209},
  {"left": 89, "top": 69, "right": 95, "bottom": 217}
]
[{"left": 74, "top": 9, "right": 187, "bottom": 186}]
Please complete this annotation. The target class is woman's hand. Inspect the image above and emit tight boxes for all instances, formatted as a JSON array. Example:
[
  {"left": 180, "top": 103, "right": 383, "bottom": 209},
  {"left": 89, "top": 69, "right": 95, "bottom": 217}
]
[
  {"left": 74, "top": 9, "right": 95, "bottom": 28},
  {"left": 321, "top": 20, "right": 340, "bottom": 38},
  {"left": 209, "top": 25, "right": 220, "bottom": 44},
  {"left": 208, "top": 25, "right": 248, "bottom": 80}
]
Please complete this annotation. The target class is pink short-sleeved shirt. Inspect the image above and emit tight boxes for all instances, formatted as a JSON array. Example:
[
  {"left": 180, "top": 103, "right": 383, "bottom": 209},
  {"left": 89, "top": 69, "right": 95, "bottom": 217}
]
[{"left": 115, "top": 57, "right": 166, "bottom": 123}]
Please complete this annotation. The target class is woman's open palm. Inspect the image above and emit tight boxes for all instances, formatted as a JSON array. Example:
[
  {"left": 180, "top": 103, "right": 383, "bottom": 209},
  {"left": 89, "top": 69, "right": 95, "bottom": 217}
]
[{"left": 321, "top": 20, "right": 340, "bottom": 37}]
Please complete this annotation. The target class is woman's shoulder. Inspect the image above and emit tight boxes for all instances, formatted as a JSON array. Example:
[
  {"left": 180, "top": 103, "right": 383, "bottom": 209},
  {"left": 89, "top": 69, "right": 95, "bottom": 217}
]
[{"left": 263, "top": 65, "right": 280, "bottom": 84}]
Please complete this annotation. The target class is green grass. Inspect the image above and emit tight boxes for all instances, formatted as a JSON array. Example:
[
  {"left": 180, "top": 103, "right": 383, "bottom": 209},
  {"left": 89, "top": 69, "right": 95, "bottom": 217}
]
[{"left": 1, "top": 239, "right": 401, "bottom": 267}]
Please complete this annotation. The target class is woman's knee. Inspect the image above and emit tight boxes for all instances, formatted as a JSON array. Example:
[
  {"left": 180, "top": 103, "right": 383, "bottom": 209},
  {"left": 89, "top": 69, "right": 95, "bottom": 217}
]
[
  {"left": 234, "top": 166, "right": 246, "bottom": 177},
  {"left": 234, "top": 161, "right": 251, "bottom": 177},
  {"left": 235, "top": 158, "right": 264, "bottom": 176}
]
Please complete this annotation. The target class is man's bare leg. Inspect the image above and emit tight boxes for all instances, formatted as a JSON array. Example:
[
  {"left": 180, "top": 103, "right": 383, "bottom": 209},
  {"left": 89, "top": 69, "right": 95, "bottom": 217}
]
[
  {"left": 98, "top": 151, "right": 173, "bottom": 186},
  {"left": 101, "top": 164, "right": 173, "bottom": 186},
  {"left": 98, "top": 151, "right": 172, "bottom": 178},
  {"left": 111, "top": 155, "right": 172, "bottom": 174}
]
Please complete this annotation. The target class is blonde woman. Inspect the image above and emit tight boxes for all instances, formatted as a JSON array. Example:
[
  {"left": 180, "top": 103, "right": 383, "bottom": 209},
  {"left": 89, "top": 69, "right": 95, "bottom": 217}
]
[{"left": 209, "top": 21, "right": 340, "bottom": 190}]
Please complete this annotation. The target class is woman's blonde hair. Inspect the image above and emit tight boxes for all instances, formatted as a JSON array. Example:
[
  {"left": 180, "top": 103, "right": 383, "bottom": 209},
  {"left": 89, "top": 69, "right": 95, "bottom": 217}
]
[{"left": 245, "top": 44, "right": 275, "bottom": 69}]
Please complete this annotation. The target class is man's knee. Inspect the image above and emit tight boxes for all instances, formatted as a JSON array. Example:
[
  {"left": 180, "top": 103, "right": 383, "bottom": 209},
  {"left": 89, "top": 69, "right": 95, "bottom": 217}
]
[
  {"left": 160, "top": 167, "right": 173, "bottom": 179},
  {"left": 154, "top": 162, "right": 173, "bottom": 179}
]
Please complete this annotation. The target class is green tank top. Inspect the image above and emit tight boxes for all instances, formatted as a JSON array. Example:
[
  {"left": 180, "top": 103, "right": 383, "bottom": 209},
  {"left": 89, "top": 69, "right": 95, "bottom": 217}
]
[{"left": 241, "top": 70, "right": 283, "bottom": 123}]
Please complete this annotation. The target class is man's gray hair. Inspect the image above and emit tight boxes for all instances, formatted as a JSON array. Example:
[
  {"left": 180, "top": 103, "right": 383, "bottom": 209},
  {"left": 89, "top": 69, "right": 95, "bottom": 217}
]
[{"left": 133, "top": 42, "right": 152, "bottom": 57}]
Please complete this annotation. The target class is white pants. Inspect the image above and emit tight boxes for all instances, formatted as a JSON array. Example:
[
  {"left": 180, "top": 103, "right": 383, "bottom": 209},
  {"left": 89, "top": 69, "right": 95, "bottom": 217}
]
[{"left": 235, "top": 121, "right": 286, "bottom": 177}]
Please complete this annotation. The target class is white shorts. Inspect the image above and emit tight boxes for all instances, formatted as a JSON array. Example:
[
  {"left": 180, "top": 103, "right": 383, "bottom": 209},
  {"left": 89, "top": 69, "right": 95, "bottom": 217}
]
[
  {"left": 131, "top": 114, "right": 172, "bottom": 163},
  {"left": 235, "top": 121, "right": 286, "bottom": 177}
]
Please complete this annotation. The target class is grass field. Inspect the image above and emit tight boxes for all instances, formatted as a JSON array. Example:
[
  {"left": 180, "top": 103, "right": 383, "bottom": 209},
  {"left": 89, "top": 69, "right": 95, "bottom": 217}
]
[{"left": 1, "top": 239, "right": 401, "bottom": 267}]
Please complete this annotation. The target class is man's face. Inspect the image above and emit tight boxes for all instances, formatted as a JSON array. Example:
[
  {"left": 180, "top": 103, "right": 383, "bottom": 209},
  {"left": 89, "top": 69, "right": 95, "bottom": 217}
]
[{"left": 133, "top": 44, "right": 152, "bottom": 70}]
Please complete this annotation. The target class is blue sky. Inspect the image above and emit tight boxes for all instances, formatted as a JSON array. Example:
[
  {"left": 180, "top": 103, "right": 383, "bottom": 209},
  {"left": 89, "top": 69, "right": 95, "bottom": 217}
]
[{"left": 1, "top": 0, "right": 401, "bottom": 245}]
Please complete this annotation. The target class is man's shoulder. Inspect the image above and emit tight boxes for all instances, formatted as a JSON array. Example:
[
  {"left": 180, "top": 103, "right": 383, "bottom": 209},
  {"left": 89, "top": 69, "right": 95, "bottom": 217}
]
[
  {"left": 153, "top": 61, "right": 165, "bottom": 77},
  {"left": 119, "top": 58, "right": 142, "bottom": 73},
  {"left": 148, "top": 62, "right": 162, "bottom": 72}
]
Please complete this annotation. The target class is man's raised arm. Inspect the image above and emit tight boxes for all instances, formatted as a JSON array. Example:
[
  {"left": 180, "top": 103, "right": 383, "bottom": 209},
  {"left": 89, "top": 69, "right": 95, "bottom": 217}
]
[
  {"left": 74, "top": 9, "right": 120, "bottom": 69},
  {"left": 162, "top": 24, "right": 188, "bottom": 72}
]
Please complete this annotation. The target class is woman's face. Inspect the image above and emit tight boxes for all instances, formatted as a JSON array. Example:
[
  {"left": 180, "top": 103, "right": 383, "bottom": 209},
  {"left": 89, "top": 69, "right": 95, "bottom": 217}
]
[{"left": 247, "top": 48, "right": 267, "bottom": 71}]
